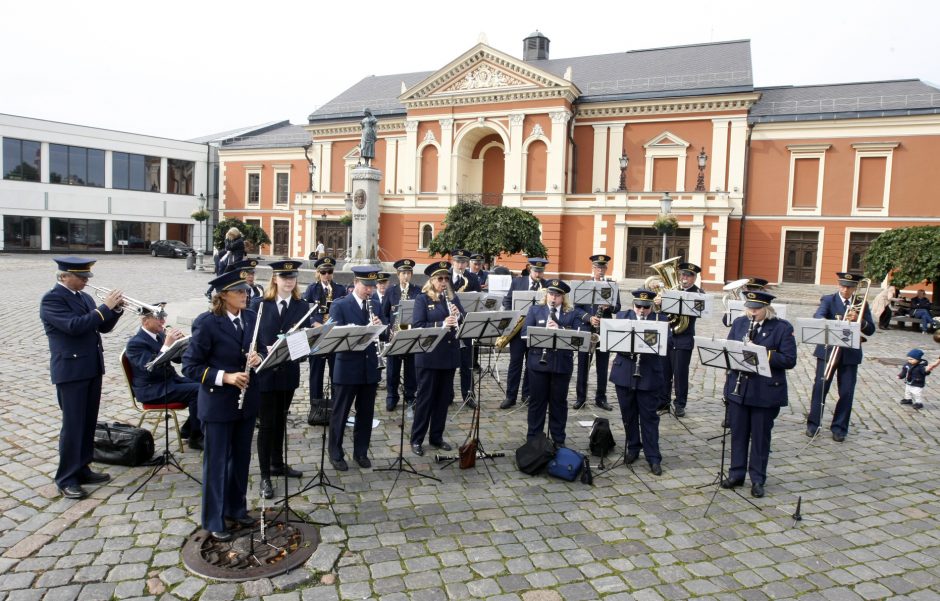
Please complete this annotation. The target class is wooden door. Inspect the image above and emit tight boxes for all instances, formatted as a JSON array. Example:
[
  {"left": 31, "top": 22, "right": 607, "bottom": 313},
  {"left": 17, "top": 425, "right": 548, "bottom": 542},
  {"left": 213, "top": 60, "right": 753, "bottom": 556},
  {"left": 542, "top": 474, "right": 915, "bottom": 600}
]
[
  {"left": 273, "top": 221, "right": 289, "bottom": 256},
  {"left": 624, "top": 227, "right": 690, "bottom": 278},
  {"left": 318, "top": 221, "right": 348, "bottom": 260},
  {"left": 782, "top": 230, "right": 819, "bottom": 283}
]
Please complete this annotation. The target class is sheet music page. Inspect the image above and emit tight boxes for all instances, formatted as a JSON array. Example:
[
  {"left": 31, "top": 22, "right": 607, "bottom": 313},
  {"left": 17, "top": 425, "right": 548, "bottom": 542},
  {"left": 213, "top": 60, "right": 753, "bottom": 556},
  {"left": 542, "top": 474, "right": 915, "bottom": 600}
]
[{"left": 286, "top": 330, "right": 311, "bottom": 360}]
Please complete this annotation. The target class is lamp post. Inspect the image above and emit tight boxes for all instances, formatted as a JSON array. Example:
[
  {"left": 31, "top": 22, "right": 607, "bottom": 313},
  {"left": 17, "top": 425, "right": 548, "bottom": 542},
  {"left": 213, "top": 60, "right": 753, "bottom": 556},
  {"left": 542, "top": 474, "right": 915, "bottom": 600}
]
[
  {"left": 344, "top": 192, "right": 353, "bottom": 260},
  {"left": 660, "top": 192, "right": 673, "bottom": 261},
  {"left": 695, "top": 147, "right": 708, "bottom": 192},
  {"left": 303, "top": 143, "right": 317, "bottom": 193},
  {"left": 195, "top": 193, "right": 209, "bottom": 271},
  {"left": 617, "top": 150, "right": 629, "bottom": 192}
]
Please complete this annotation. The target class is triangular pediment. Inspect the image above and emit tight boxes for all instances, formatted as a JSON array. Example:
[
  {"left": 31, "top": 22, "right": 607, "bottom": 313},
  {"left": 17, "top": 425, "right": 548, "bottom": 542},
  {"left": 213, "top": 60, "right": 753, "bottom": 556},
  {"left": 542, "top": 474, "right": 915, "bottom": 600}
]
[
  {"left": 644, "top": 131, "right": 690, "bottom": 148},
  {"left": 400, "top": 43, "right": 580, "bottom": 105},
  {"left": 343, "top": 146, "right": 361, "bottom": 161}
]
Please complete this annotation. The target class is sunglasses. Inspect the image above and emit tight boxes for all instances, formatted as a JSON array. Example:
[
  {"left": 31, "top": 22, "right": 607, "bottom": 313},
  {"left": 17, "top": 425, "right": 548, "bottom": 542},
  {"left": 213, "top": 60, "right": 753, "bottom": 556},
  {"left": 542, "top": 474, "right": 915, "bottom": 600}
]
[
  {"left": 320, "top": 270, "right": 334, "bottom": 275},
  {"left": 434, "top": 276, "right": 448, "bottom": 281}
]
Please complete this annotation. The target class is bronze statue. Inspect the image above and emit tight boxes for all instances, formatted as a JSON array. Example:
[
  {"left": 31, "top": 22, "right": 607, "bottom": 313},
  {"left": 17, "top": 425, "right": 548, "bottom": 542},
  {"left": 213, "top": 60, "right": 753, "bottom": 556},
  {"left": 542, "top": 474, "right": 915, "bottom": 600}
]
[{"left": 360, "top": 109, "right": 377, "bottom": 165}]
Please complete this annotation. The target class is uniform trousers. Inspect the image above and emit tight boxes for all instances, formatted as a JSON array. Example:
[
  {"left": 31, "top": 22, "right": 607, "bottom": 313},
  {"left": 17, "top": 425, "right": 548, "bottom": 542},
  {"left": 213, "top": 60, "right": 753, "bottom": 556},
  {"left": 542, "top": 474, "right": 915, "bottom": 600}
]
[
  {"left": 576, "top": 350, "right": 610, "bottom": 403},
  {"left": 614, "top": 385, "right": 661, "bottom": 463},
  {"left": 55, "top": 376, "right": 102, "bottom": 488},
  {"left": 386, "top": 355, "right": 417, "bottom": 404},
  {"left": 329, "top": 383, "right": 377, "bottom": 460},
  {"left": 727, "top": 402, "right": 780, "bottom": 485},
  {"left": 459, "top": 345, "right": 473, "bottom": 400},
  {"left": 807, "top": 358, "right": 858, "bottom": 436},
  {"left": 201, "top": 417, "right": 255, "bottom": 532},
  {"left": 527, "top": 370, "right": 571, "bottom": 445},
  {"left": 257, "top": 390, "right": 294, "bottom": 478},
  {"left": 411, "top": 368, "right": 454, "bottom": 445},
  {"left": 665, "top": 347, "right": 693, "bottom": 409},
  {"left": 505, "top": 337, "right": 530, "bottom": 402},
  {"left": 308, "top": 354, "right": 335, "bottom": 400}
]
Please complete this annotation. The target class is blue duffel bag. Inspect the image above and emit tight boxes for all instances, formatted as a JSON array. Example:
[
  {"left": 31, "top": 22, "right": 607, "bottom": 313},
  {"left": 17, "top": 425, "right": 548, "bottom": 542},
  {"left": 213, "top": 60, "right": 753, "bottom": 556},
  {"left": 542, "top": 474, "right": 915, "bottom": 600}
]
[{"left": 547, "top": 447, "right": 584, "bottom": 482}]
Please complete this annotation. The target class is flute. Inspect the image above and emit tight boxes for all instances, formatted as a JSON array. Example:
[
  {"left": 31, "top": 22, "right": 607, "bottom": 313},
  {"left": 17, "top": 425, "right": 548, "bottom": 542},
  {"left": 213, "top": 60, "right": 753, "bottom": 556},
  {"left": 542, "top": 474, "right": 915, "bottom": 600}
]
[{"left": 238, "top": 302, "right": 263, "bottom": 410}]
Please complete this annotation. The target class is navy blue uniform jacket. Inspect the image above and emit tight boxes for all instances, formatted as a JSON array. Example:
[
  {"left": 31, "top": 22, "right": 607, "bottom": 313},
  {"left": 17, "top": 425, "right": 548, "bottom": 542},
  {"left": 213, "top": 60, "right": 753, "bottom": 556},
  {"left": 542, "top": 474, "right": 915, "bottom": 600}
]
[
  {"left": 502, "top": 276, "right": 543, "bottom": 310},
  {"left": 40, "top": 285, "right": 122, "bottom": 384},
  {"left": 453, "top": 270, "right": 481, "bottom": 293},
  {"left": 303, "top": 281, "right": 347, "bottom": 324},
  {"left": 328, "top": 293, "right": 385, "bottom": 385},
  {"left": 723, "top": 316, "right": 797, "bottom": 408},
  {"left": 249, "top": 296, "right": 311, "bottom": 391},
  {"left": 413, "top": 292, "right": 464, "bottom": 370},
  {"left": 523, "top": 305, "right": 586, "bottom": 374},
  {"left": 382, "top": 283, "right": 419, "bottom": 325},
  {"left": 124, "top": 329, "right": 191, "bottom": 402},
  {"left": 183, "top": 309, "right": 262, "bottom": 421},
  {"left": 811, "top": 293, "right": 876, "bottom": 364},
  {"left": 609, "top": 310, "right": 667, "bottom": 390}
]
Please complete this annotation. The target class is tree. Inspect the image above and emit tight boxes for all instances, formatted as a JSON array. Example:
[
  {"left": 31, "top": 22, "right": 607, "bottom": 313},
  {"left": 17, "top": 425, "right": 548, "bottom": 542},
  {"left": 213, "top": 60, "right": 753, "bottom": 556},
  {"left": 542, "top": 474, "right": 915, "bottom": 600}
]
[
  {"left": 213, "top": 218, "right": 272, "bottom": 253},
  {"left": 427, "top": 201, "right": 548, "bottom": 265},
  {"left": 864, "top": 226, "right": 940, "bottom": 306}
]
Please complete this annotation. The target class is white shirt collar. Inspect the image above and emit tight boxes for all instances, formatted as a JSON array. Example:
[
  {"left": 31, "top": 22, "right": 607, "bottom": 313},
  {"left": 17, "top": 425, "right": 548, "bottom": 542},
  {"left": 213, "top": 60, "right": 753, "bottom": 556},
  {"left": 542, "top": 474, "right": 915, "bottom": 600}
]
[
  {"left": 226, "top": 310, "right": 241, "bottom": 323},
  {"left": 141, "top": 327, "right": 159, "bottom": 341}
]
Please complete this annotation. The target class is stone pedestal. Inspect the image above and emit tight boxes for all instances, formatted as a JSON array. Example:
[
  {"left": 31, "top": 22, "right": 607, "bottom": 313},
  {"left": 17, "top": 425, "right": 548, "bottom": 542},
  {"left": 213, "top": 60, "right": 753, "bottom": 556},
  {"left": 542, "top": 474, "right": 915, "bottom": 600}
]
[{"left": 345, "top": 165, "right": 382, "bottom": 268}]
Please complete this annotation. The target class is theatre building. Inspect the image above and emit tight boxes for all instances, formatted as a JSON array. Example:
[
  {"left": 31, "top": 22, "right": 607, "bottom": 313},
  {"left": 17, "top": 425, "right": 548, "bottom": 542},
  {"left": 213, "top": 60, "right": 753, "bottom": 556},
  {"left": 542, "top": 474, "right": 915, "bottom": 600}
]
[{"left": 218, "top": 34, "right": 940, "bottom": 286}]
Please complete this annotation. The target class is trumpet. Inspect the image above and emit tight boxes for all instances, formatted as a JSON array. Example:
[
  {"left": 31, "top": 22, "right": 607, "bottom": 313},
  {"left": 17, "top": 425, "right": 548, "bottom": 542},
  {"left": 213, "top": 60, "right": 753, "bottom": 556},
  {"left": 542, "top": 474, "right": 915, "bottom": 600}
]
[{"left": 85, "top": 284, "right": 164, "bottom": 316}]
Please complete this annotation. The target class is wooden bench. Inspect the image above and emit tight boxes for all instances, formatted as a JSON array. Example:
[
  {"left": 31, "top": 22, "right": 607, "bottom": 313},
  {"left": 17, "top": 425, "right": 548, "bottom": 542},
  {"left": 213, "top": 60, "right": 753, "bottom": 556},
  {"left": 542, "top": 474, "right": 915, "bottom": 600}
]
[{"left": 890, "top": 315, "right": 923, "bottom": 330}]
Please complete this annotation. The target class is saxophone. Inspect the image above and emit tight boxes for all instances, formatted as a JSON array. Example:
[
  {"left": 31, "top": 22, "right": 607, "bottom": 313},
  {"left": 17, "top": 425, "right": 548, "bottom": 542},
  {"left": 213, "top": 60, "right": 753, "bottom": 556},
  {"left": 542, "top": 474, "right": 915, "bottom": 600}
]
[{"left": 324, "top": 284, "right": 333, "bottom": 314}]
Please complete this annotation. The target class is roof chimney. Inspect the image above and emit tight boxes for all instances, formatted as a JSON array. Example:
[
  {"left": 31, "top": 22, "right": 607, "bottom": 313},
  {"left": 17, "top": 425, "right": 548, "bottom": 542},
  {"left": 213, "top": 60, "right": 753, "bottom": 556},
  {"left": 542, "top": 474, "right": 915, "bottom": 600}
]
[{"left": 523, "top": 30, "right": 550, "bottom": 61}]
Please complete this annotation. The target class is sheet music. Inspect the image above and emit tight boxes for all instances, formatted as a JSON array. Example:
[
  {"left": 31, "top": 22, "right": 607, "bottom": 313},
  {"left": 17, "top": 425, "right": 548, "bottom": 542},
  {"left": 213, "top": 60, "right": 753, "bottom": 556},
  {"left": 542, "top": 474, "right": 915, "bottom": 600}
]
[
  {"left": 286, "top": 330, "right": 311, "bottom": 360},
  {"left": 145, "top": 335, "right": 190, "bottom": 371}
]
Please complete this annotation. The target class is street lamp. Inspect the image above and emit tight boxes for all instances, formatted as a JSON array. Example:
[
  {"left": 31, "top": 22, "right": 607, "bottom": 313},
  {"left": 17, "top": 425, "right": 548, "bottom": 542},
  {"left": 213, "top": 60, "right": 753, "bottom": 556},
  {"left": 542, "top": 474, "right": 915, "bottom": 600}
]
[
  {"left": 303, "top": 143, "right": 317, "bottom": 193},
  {"left": 660, "top": 192, "right": 673, "bottom": 261},
  {"left": 617, "top": 150, "right": 629, "bottom": 192},
  {"left": 195, "top": 193, "right": 209, "bottom": 270},
  {"left": 695, "top": 147, "right": 708, "bottom": 192},
  {"left": 344, "top": 192, "right": 353, "bottom": 260}
]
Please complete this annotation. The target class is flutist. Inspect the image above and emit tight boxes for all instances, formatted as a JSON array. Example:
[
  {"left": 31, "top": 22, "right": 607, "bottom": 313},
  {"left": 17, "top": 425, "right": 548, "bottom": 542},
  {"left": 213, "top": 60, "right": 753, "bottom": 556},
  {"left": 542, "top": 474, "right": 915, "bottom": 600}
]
[
  {"left": 522, "top": 279, "right": 586, "bottom": 447},
  {"left": 609, "top": 289, "right": 667, "bottom": 476},
  {"left": 182, "top": 269, "right": 262, "bottom": 542},
  {"left": 721, "top": 290, "right": 796, "bottom": 498}
]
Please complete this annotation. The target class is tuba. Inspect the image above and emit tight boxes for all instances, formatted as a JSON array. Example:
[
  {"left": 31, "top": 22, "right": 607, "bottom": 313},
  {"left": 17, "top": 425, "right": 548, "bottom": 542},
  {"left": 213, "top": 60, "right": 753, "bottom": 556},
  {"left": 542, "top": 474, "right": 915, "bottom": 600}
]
[{"left": 644, "top": 256, "right": 690, "bottom": 334}]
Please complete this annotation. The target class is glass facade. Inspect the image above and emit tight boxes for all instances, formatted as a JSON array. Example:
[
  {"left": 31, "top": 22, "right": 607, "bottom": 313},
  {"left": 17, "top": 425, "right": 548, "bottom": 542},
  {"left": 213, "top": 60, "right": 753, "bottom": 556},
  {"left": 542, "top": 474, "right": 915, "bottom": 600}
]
[
  {"left": 113, "top": 221, "right": 161, "bottom": 250},
  {"left": 113, "top": 152, "right": 161, "bottom": 191},
  {"left": 2, "top": 138, "right": 41, "bottom": 182},
  {"left": 3, "top": 215, "right": 42, "bottom": 249},
  {"left": 49, "top": 144, "right": 105, "bottom": 187},
  {"left": 50, "top": 217, "right": 105, "bottom": 250},
  {"left": 167, "top": 159, "right": 194, "bottom": 195}
]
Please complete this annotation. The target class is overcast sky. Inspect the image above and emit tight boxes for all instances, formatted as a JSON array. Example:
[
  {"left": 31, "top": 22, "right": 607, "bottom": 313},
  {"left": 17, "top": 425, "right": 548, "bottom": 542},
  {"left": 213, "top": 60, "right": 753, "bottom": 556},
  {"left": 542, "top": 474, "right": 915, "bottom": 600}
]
[{"left": 3, "top": 0, "right": 938, "bottom": 141}]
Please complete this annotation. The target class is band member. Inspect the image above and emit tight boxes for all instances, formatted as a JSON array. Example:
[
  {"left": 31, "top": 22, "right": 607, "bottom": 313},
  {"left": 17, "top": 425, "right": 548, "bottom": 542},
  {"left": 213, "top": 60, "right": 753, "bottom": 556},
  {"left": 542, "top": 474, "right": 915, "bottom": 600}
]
[
  {"left": 499, "top": 258, "right": 548, "bottom": 409},
  {"left": 303, "top": 257, "right": 346, "bottom": 402},
  {"left": 205, "top": 258, "right": 261, "bottom": 300},
  {"left": 411, "top": 261, "right": 465, "bottom": 456},
  {"left": 327, "top": 266, "right": 385, "bottom": 471},
  {"left": 722, "top": 290, "right": 797, "bottom": 497},
  {"left": 470, "top": 252, "right": 489, "bottom": 290},
  {"left": 124, "top": 305, "right": 202, "bottom": 451},
  {"left": 40, "top": 257, "right": 124, "bottom": 499},
  {"left": 250, "top": 261, "right": 310, "bottom": 499},
  {"left": 575, "top": 254, "right": 619, "bottom": 411},
  {"left": 182, "top": 269, "right": 261, "bottom": 542},
  {"left": 523, "top": 279, "right": 586, "bottom": 446},
  {"left": 610, "top": 289, "right": 667, "bottom": 475},
  {"left": 451, "top": 249, "right": 480, "bottom": 407},
  {"left": 382, "top": 259, "right": 418, "bottom": 411},
  {"left": 660, "top": 262, "right": 702, "bottom": 417},
  {"left": 373, "top": 272, "right": 391, "bottom": 308},
  {"left": 806, "top": 272, "right": 876, "bottom": 442},
  {"left": 722, "top": 278, "right": 769, "bottom": 327}
]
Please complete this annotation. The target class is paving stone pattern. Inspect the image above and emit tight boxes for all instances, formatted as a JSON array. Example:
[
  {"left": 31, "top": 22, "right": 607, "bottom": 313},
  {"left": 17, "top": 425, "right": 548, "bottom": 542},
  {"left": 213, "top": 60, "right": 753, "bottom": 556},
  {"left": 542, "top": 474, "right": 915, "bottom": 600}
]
[{"left": 0, "top": 254, "right": 939, "bottom": 599}]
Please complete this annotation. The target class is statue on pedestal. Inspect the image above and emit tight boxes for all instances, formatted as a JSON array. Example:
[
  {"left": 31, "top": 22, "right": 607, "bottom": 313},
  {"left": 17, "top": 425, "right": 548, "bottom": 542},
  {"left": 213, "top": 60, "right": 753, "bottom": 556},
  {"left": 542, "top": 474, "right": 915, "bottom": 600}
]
[{"left": 359, "top": 109, "right": 377, "bottom": 166}]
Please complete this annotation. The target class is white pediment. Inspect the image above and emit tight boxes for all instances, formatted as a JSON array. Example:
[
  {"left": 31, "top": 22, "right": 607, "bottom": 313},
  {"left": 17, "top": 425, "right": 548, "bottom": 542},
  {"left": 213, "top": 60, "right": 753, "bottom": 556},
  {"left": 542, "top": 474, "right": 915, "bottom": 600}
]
[
  {"left": 645, "top": 131, "right": 690, "bottom": 148},
  {"left": 343, "top": 146, "right": 361, "bottom": 161}
]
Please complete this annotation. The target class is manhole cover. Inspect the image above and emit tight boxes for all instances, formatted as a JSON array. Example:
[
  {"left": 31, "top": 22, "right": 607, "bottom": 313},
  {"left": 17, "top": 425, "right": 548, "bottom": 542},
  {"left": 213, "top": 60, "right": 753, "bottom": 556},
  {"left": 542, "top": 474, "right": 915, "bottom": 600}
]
[{"left": 182, "top": 509, "right": 320, "bottom": 582}]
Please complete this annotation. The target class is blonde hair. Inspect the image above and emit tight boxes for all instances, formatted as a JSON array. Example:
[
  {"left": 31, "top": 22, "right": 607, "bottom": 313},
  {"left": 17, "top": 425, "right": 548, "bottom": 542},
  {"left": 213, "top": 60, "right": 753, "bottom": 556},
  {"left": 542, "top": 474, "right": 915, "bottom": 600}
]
[
  {"left": 263, "top": 275, "right": 301, "bottom": 302},
  {"left": 226, "top": 227, "right": 242, "bottom": 240},
  {"left": 210, "top": 292, "right": 227, "bottom": 316},
  {"left": 541, "top": 292, "right": 572, "bottom": 312}
]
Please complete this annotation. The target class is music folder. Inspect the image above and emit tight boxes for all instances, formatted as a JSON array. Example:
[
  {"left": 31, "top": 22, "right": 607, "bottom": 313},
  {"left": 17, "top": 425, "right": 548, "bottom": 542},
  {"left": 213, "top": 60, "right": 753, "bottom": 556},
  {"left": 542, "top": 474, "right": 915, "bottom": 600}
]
[
  {"left": 660, "top": 289, "right": 711, "bottom": 318},
  {"left": 599, "top": 319, "right": 668, "bottom": 356},
  {"left": 570, "top": 280, "right": 619, "bottom": 308},
  {"left": 457, "top": 310, "right": 519, "bottom": 345},
  {"left": 526, "top": 326, "right": 591, "bottom": 353},
  {"left": 694, "top": 336, "right": 770, "bottom": 377},
  {"left": 146, "top": 336, "right": 190, "bottom": 371},
  {"left": 381, "top": 327, "right": 448, "bottom": 358},
  {"left": 511, "top": 290, "right": 545, "bottom": 314},
  {"left": 256, "top": 325, "right": 330, "bottom": 373},
  {"left": 310, "top": 324, "right": 386, "bottom": 355},
  {"left": 795, "top": 318, "right": 860, "bottom": 349}
]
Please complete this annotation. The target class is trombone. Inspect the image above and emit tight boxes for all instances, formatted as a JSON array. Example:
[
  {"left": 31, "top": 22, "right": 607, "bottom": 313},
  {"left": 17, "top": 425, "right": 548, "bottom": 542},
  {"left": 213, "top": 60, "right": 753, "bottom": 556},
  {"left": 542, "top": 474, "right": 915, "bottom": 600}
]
[
  {"left": 85, "top": 284, "right": 165, "bottom": 317},
  {"left": 823, "top": 278, "right": 872, "bottom": 382}
]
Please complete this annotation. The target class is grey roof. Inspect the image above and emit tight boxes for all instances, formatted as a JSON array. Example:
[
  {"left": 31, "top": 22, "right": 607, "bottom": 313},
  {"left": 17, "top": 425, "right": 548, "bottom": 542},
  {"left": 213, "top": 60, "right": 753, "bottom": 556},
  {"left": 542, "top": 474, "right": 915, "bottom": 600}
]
[
  {"left": 189, "top": 120, "right": 287, "bottom": 144},
  {"left": 308, "top": 40, "right": 752, "bottom": 123},
  {"left": 751, "top": 79, "right": 940, "bottom": 122},
  {"left": 219, "top": 122, "right": 311, "bottom": 150}
]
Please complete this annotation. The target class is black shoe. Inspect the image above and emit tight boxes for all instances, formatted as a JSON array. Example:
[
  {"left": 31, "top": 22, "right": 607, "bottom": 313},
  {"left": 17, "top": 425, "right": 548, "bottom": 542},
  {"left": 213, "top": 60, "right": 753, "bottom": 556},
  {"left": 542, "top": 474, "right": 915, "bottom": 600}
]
[
  {"left": 210, "top": 530, "right": 233, "bottom": 542},
  {"left": 806, "top": 426, "right": 819, "bottom": 438},
  {"left": 260, "top": 479, "right": 274, "bottom": 499},
  {"left": 573, "top": 398, "right": 587, "bottom": 410},
  {"left": 58, "top": 485, "right": 88, "bottom": 500},
  {"left": 649, "top": 463, "right": 662, "bottom": 476},
  {"left": 674, "top": 406, "right": 686, "bottom": 417},
  {"left": 499, "top": 398, "right": 516, "bottom": 410},
  {"left": 900, "top": 398, "right": 913, "bottom": 405},
  {"left": 595, "top": 400, "right": 612, "bottom": 411},
  {"left": 329, "top": 456, "right": 348, "bottom": 471},
  {"left": 386, "top": 399, "right": 398, "bottom": 412},
  {"left": 411, "top": 443, "right": 424, "bottom": 456},
  {"left": 625, "top": 451, "right": 639, "bottom": 465},
  {"left": 832, "top": 433, "right": 846, "bottom": 443},
  {"left": 354, "top": 456, "right": 371, "bottom": 469},
  {"left": 79, "top": 471, "right": 111, "bottom": 485},
  {"left": 721, "top": 478, "right": 744, "bottom": 489},
  {"left": 464, "top": 398, "right": 478, "bottom": 409},
  {"left": 751, "top": 482, "right": 765, "bottom": 498},
  {"left": 188, "top": 437, "right": 204, "bottom": 451},
  {"left": 228, "top": 515, "right": 255, "bottom": 527},
  {"left": 271, "top": 465, "right": 303, "bottom": 478},
  {"left": 430, "top": 441, "right": 452, "bottom": 451}
]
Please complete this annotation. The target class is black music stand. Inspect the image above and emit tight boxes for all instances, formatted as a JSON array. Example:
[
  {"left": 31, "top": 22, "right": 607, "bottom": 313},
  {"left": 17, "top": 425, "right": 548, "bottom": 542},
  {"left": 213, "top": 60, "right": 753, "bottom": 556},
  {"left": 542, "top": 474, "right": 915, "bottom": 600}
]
[
  {"left": 257, "top": 326, "right": 328, "bottom": 526},
  {"left": 794, "top": 318, "right": 861, "bottom": 454},
  {"left": 694, "top": 336, "right": 769, "bottom": 515},
  {"left": 659, "top": 289, "right": 710, "bottom": 321},
  {"left": 375, "top": 327, "right": 448, "bottom": 499},
  {"left": 130, "top": 336, "right": 199, "bottom": 498}
]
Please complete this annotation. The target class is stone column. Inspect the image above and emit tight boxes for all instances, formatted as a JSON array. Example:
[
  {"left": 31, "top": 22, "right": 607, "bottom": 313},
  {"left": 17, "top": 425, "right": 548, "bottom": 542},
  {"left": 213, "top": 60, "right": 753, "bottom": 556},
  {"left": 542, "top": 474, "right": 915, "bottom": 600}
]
[{"left": 345, "top": 164, "right": 382, "bottom": 268}]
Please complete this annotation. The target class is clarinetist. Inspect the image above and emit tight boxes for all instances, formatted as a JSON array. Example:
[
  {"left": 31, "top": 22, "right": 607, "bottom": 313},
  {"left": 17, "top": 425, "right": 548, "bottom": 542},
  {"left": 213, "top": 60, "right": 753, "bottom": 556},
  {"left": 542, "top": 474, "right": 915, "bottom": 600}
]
[
  {"left": 381, "top": 259, "right": 419, "bottom": 412},
  {"left": 721, "top": 290, "right": 796, "bottom": 498},
  {"left": 609, "top": 289, "right": 667, "bottom": 476}
]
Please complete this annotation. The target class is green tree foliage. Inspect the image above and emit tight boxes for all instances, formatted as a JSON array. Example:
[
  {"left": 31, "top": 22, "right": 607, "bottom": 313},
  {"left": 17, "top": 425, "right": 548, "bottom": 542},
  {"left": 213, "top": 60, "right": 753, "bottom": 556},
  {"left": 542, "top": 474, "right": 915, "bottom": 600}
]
[
  {"left": 864, "top": 226, "right": 940, "bottom": 303},
  {"left": 427, "top": 201, "right": 548, "bottom": 264},
  {"left": 213, "top": 218, "right": 272, "bottom": 252}
]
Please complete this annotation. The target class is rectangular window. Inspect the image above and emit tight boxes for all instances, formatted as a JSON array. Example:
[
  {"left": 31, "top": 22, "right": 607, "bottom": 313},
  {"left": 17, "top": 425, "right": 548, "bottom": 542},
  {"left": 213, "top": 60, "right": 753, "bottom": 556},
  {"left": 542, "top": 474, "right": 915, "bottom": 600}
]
[
  {"left": 857, "top": 157, "right": 886, "bottom": 209},
  {"left": 851, "top": 142, "right": 896, "bottom": 216},
  {"left": 113, "top": 152, "right": 161, "bottom": 191},
  {"left": 786, "top": 144, "right": 829, "bottom": 216},
  {"left": 113, "top": 221, "right": 161, "bottom": 250},
  {"left": 2, "top": 138, "right": 41, "bottom": 182},
  {"left": 652, "top": 157, "right": 678, "bottom": 192},
  {"left": 48, "top": 144, "right": 104, "bottom": 187},
  {"left": 50, "top": 217, "right": 105, "bottom": 250},
  {"left": 247, "top": 173, "right": 260, "bottom": 205},
  {"left": 792, "top": 158, "right": 820, "bottom": 208},
  {"left": 3, "top": 215, "right": 42, "bottom": 249},
  {"left": 275, "top": 172, "right": 289, "bottom": 205},
  {"left": 847, "top": 231, "right": 881, "bottom": 272},
  {"left": 167, "top": 159, "right": 194, "bottom": 195}
]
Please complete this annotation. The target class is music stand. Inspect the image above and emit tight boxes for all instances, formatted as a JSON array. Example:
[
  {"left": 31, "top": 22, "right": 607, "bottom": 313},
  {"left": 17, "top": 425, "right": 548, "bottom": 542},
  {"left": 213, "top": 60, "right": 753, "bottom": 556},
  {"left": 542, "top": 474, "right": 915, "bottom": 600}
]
[
  {"left": 570, "top": 280, "right": 620, "bottom": 309},
  {"left": 452, "top": 310, "right": 519, "bottom": 414},
  {"left": 131, "top": 336, "right": 199, "bottom": 498},
  {"left": 694, "top": 336, "right": 769, "bottom": 515},
  {"left": 257, "top": 327, "right": 324, "bottom": 526},
  {"left": 660, "top": 289, "right": 710, "bottom": 319},
  {"left": 375, "top": 327, "right": 448, "bottom": 499},
  {"left": 795, "top": 318, "right": 860, "bottom": 452}
]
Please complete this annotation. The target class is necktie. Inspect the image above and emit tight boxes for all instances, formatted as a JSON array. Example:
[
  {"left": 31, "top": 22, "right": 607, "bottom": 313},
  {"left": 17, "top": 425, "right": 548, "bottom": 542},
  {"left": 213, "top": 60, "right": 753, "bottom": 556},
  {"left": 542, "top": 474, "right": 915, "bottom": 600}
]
[
  {"left": 530, "top": 280, "right": 538, "bottom": 291},
  {"left": 233, "top": 317, "right": 243, "bottom": 338},
  {"left": 280, "top": 300, "right": 287, "bottom": 315},
  {"left": 157, "top": 332, "right": 165, "bottom": 346}
]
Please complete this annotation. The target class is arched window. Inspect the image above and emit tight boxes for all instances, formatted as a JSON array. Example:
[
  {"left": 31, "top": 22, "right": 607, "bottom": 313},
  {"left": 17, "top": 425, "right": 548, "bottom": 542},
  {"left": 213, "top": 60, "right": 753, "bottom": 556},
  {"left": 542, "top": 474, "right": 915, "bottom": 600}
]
[{"left": 420, "top": 224, "right": 433, "bottom": 249}]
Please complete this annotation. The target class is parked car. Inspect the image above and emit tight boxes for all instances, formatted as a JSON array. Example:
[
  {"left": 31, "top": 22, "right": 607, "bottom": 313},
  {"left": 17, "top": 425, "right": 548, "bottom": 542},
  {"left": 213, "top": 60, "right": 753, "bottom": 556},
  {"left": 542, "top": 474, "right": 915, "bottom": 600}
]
[{"left": 150, "top": 240, "right": 194, "bottom": 258}]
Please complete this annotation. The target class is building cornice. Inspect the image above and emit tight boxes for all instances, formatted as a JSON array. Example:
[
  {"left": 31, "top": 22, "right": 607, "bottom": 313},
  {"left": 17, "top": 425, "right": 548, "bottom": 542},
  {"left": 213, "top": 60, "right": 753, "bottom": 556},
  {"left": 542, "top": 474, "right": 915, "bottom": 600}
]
[
  {"left": 305, "top": 120, "right": 406, "bottom": 139},
  {"left": 574, "top": 93, "right": 760, "bottom": 119}
]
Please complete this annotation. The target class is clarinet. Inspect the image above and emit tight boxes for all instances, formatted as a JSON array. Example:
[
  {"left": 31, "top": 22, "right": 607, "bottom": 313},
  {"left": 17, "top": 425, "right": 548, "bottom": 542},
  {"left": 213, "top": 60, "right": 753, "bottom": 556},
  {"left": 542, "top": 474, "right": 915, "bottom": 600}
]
[
  {"left": 540, "top": 305, "right": 559, "bottom": 365},
  {"left": 732, "top": 316, "right": 757, "bottom": 396},
  {"left": 443, "top": 291, "right": 461, "bottom": 330},
  {"left": 633, "top": 313, "right": 644, "bottom": 378},
  {"left": 366, "top": 298, "right": 387, "bottom": 372}
]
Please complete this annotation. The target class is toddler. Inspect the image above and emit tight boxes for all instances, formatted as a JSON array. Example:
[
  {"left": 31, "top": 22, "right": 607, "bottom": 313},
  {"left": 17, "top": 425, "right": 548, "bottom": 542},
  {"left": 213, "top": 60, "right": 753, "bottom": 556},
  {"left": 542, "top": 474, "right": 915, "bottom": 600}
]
[{"left": 899, "top": 349, "right": 930, "bottom": 409}]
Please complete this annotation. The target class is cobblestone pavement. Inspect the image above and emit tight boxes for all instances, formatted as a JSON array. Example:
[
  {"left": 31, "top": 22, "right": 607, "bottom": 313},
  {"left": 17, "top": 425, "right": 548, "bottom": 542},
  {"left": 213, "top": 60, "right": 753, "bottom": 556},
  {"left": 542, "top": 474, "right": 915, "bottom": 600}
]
[{"left": 1, "top": 254, "right": 939, "bottom": 600}]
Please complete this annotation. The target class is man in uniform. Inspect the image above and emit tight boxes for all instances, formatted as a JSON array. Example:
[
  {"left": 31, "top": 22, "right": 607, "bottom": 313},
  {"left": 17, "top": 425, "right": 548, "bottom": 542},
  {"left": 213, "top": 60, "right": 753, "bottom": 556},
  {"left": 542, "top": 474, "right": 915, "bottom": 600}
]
[
  {"left": 470, "top": 252, "right": 489, "bottom": 290},
  {"left": 303, "top": 257, "right": 347, "bottom": 401},
  {"left": 40, "top": 257, "right": 124, "bottom": 499},
  {"left": 499, "top": 258, "right": 548, "bottom": 409},
  {"left": 661, "top": 262, "right": 701, "bottom": 417},
  {"left": 382, "top": 259, "right": 419, "bottom": 411},
  {"left": 451, "top": 249, "right": 480, "bottom": 407},
  {"left": 574, "top": 254, "right": 618, "bottom": 411}
]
